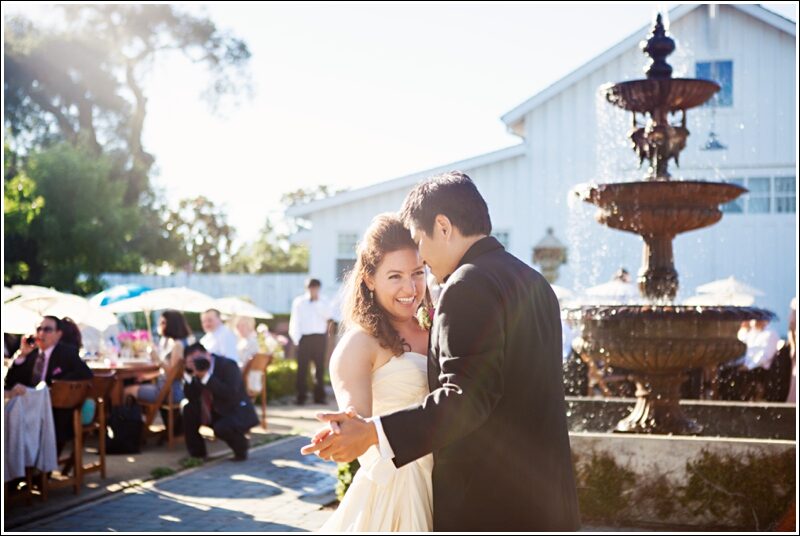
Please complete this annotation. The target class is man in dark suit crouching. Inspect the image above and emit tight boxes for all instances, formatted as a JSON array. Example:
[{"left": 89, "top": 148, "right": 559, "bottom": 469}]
[{"left": 182, "top": 342, "right": 259, "bottom": 461}]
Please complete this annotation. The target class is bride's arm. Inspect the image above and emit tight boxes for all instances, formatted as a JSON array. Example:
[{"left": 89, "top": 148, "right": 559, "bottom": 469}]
[{"left": 329, "top": 329, "right": 376, "bottom": 418}]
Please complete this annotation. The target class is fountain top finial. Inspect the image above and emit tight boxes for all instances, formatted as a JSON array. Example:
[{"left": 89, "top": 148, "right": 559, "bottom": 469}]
[{"left": 642, "top": 12, "right": 675, "bottom": 79}]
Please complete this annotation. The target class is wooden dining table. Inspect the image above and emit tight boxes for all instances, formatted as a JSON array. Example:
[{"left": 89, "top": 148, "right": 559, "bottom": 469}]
[{"left": 88, "top": 361, "right": 161, "bottom": 406}]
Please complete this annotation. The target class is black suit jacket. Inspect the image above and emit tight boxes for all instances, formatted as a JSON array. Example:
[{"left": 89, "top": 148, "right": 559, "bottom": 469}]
[
  {"left": 4, "top": 342, "right": 93, "bottom": 388},
  {"left": 184, "top": 354, "right": 259, "bottom": 432},
  {"left": 5, "top": 341, "right": 93, "bottom": 445},
  {"left": 381, "top": 237, "right": 580, "bottom": 531}
]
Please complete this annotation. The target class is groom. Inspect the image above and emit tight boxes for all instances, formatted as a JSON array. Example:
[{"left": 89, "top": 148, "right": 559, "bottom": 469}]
[{"left": 302, "top": 172, "right": 580, "bottom": 531}]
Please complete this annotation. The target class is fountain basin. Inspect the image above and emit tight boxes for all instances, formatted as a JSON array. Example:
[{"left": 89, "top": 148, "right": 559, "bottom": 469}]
[
  {"left": 577, "top": 180, "right": 748, "bottom": 235},
  {"left": 569, "top": 305, "right": 775, "bottom": 434},
  {"left": 571, "top": 305, "right": 774, "bottom": 372},
  {"left": 602, "top": 78, "right": 720, "bottom": 113}
]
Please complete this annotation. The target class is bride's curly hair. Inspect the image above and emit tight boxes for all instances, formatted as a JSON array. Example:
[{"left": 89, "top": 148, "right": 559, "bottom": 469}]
[{"left": 341, "top": 213, "right": 429, "bottom": 356}]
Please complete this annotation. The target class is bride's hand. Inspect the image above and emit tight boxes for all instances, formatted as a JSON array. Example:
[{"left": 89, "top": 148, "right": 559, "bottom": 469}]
[{"left": 301, "top": 407, "right": 359, "bottom": 456}]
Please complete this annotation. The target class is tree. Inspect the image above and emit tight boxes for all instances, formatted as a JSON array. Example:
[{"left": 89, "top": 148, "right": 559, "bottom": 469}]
[
  {"left": 5, "top": 5, "right": 252, "bottom": 203},
  {"left": 3, "top": 5, "right": 252, "bottom": 285},
  {"left": 165, "top": 196, "right": 235, "bottom": 273},
  {"left": 226, "top": 185, "right": 346, "bottom": 273},
  {"left": 4, "top": 143, "right": 43, "bottom": 283},
  {"left": 280, "top": 184, "right": 347, "bottom": 233},
  {"left": 227, "top": 219, "right": 309, "bottom": 274},
  {"left": 4, "top": 142, "right": 142, "bottom": 293}
]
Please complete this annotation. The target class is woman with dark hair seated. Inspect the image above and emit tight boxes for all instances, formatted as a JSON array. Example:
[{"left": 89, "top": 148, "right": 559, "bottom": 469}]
[
  {"left": 59, "top": 317, "right": 83, "bottom": 350},
  {"left": 124, "top": 310, "right": 192, "bottom": 404}
]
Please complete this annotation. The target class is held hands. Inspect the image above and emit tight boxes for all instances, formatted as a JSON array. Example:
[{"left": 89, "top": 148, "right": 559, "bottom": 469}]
[{"left": 299, "top": 406, "right": 379, "bottom": 463}]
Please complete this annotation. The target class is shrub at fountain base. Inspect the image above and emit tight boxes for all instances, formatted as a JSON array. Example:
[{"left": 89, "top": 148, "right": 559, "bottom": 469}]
[{"left": 572, "top": 444, "right": 795, "bottom": 529}]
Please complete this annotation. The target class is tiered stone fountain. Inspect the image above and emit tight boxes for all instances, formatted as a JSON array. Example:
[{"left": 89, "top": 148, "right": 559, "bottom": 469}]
[{"left": 571, "top": 14, "right": 773, "bottom": 434}]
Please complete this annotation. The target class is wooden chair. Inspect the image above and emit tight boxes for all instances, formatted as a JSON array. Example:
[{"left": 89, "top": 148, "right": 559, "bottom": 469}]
[
  {"left": 48, "top": 379, "right": 92, "bottom": 495},
  {"left": 242, "top": 353, "right": 272, "bottom": 430},
  {"left": 139, "top": 361, "right": 184, "bottom": 449},
  {"left": 80, "top": 372, "right": 116, "bottom": 480},
  {"left": 5, "top": 467, "right": 46, "bottom": 507}
]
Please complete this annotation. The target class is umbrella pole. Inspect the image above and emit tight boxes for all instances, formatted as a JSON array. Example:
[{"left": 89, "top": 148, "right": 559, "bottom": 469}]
[{"left": 145, "top": 309, "right": 153, "bottom": 342}]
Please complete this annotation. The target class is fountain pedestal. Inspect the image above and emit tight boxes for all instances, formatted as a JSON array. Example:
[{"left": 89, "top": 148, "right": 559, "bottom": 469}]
[{"left": 615, "top": 374, "right": 702, "bottom": 434}]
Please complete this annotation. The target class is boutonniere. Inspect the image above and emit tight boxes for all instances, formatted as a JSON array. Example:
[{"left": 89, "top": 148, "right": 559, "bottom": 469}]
[
  {"left": 416, "top": 306, "right": 435, "bottom": 331},
  {"left": 52, "top": 367, "right": 62, "bottom": 376}
]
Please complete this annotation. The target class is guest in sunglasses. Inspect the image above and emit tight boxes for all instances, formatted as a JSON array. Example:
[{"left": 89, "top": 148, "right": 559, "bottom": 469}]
[{"left": 5, "top": 315, "right": 93, "bottom": 453}]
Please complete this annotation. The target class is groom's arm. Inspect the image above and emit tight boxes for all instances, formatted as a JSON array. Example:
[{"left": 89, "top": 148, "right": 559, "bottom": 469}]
[{"left": 380, "top": 273, "right": 505, "bottom": 468}]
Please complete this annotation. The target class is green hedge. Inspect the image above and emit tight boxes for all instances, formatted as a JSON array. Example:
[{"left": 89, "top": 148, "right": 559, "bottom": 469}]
[
  {"left": 265, "top": 358, "right": 301, "bottom": 401},
  {"left": 573, "top": 448, "right": 795, "bottom": 530},
  {"left": 336, "top": 459, "right": 361, "bottom": 501},
  {"left": 260, "top": 357, "right": 331, "bottom": 403}
]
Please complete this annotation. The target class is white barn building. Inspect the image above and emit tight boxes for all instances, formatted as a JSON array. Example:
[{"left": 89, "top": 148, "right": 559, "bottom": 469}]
[{"left": 286, "top": 4, "right": 797, "bottom": 331}]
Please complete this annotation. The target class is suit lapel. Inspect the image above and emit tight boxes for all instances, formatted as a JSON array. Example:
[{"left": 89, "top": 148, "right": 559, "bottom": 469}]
[
  {"left": 427, "top": 320, "right": 441, "bottom": 391},
  {"left": 45, "top": 346, "right": 59, "bottom": 382}
]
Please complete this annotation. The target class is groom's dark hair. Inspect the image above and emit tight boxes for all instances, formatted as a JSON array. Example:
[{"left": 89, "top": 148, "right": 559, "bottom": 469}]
[{"left": 399, "top": 171, "right": 492, "bottom": 237}]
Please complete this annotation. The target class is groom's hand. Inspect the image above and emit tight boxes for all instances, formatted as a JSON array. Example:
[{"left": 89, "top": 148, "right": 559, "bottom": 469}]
[
  {"left": 300, "top": 407, "right": 355, "bottom": 456},
  {"left": 299, "top": 407, "right": 378, "bottom": 462}
]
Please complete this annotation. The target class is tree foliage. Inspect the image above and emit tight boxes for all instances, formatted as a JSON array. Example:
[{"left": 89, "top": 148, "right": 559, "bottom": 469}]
[
  {"left": 226, "top": 184, "right": 345, "bottom": 274},
  {"left": 4, "top": 142, "right": 143, "bottom": 293},
  {"left": 5, "top": 5, "right": 252, "bottom": 203},
  {"left": 165, "top": 196, "right": 235, "bottom": 273},
  {"left": 227, "top": 219, "right": 309, "bottom": 274},
  {"left": 3, "top": 5, "right": 252, "bottom": 290}
]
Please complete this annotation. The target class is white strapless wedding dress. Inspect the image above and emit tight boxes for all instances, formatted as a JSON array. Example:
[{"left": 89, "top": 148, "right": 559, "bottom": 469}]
[{"left": 321, "top": 351, "right": 433, "bottom": 532}]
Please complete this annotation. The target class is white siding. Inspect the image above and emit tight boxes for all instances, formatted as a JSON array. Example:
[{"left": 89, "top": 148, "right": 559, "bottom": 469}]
[{"left": 308, "top": 154, "right": 529, "bottom": 288}]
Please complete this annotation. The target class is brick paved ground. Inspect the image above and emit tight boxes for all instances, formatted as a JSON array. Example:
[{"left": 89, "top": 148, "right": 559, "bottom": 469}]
[{"left": 15, "top": 436, "right": 337, "bottom": 532}]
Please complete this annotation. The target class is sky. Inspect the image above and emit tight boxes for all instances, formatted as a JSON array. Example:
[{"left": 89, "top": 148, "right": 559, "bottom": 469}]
[{"left": 5, "top": 2, "right": 798, "bottom": 246}]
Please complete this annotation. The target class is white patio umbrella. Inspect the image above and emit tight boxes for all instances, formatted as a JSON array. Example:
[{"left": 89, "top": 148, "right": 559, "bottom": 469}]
[
  {"left": 549, "top": 284, "right": 575, "bottom": 303},
  {"left": 3, "top": 291, "right": 119, "bottom": 355},
  {"left": 583, "top": 279, "right": 640, "bottom": 304},
  {"left": 684, "top": 292, "right": 756, "bottom": 307},
  {"left": 9, "top": 292, "right": 119, "bottom": 332},
  {"left": 3, "top": 286, "right": 21, "bottom": 303},
  {"left": 695, "top": 276, "right": 765, "bottom": 298},
  {"left": 214, "top": 297, "right": 274, "bottom": 319},
  {"left": 105, "top": 287, "right": 216, "bottom": 336},
  {"left": 105, "top": 287, "right": 216, "bottom": 314},
  {"left": 10, "top": 284, "right": 62, "bottom": 299},
  {"left": 3, "top": 301, "right": 42, "bottom": 334}
]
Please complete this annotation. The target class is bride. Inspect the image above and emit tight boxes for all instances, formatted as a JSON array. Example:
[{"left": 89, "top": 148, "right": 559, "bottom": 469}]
[{"left": 321, "top": 213, "right": 433, "bottom": 532}]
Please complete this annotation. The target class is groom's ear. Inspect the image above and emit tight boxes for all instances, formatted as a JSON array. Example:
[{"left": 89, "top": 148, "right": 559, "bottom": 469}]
[{"left": 434, "top": 214, "right": 452, "bottom": 240}]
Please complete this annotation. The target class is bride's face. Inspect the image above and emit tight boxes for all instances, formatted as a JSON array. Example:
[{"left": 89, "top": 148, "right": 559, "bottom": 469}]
[{"left": 368, "top": 248, "right": 427, "bottom": 322}]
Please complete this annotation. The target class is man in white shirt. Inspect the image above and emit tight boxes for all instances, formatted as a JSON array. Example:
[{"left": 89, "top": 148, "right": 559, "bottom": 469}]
[
  {"left": 200, "top": 309, "right": 239, "bottom": 365},
  {"left": 288, "top": 278, "right": 331, "bottom": 405},
  {"left": 742, "top": 320, "right": 781, "bottom": 371},
  {"left": 721, "top": 319, "right": 781, "bottom": 400}
]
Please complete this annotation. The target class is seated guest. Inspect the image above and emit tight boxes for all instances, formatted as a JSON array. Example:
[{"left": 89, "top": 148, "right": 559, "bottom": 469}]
[
  {"left": 59, "top": 317, "right": 83, "bottom": 351},
  {"left": 4, "top": 315, "right": 93, "bottom": 452},
  {"left": 720, "top": 319, "right": 781, "bottom": 400},
  {"left": 124, "top": 310, "right": 191, "bottom": 404},
  {"left": 200, "top": 308, "right": 239, "bottom": 363},
  {"left": 232, "top": 315, "right": 259, "bottom": 368},
  {"left": 742, "top": 319, "right": 781, "bottom": 371},
  {"left": 182, "top": 342, "right": 258, "bottom": 461}
]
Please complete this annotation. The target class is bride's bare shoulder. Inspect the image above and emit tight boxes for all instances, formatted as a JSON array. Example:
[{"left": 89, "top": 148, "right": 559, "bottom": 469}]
[{"left": 331, "top": 327, "right": 381, "bottom": 367}]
